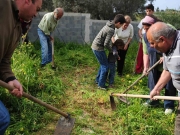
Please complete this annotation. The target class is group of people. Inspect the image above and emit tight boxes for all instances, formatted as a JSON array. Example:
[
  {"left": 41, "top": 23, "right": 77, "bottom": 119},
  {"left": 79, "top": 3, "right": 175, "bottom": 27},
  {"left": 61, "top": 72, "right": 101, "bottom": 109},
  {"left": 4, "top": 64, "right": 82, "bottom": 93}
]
[
  {"left": 92, "top": 15, "right": 134, "bottom": 90},
  {"left": 92, "top": 3, "right": 180, "bottom": 135},
  {"left": 1, "top": 0, "right": 180, "bottom": 134}
]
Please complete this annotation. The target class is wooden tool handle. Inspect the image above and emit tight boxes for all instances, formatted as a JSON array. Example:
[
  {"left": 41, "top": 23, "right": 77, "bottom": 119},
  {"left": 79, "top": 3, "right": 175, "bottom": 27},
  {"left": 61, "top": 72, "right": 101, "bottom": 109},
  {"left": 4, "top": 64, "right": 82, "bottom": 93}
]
[
  {"left": 51, "top": 40, "right": 55, "bottom": 67},
  {"left": 0, "top": 80, "right": 68, "bottom": 117},
  {"left": 112, "top": 93, "right": 180, "bottom": 101},
  {"left": 122, "top": 60, "right": 161, "bottom": 94}
]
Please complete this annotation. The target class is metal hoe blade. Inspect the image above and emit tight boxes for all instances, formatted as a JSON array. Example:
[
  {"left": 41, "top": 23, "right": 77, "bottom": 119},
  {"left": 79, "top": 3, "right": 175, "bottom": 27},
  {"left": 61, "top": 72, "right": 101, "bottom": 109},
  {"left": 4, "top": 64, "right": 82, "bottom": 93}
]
[
  {"left": 118, "top": 97, "right": 130, "bottom": 105},
  {"left": 110, "top": 95, "right": 116, "bottom": 111},
  {"left": 54, "top": 116, "right": 75, "bottom": 135}
]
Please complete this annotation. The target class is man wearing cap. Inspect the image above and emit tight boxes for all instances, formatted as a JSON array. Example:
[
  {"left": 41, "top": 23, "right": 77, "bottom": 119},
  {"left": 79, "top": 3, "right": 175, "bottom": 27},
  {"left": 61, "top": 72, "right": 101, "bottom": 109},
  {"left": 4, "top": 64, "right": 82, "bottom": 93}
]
[{"left": 141, "top": 15, "right": 176, "bottom": 115}]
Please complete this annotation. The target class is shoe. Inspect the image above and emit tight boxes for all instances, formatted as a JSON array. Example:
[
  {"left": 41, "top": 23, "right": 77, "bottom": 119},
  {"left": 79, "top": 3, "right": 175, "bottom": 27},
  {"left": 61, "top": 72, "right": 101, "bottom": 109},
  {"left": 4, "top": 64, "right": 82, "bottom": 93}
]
[
  {"left": 40, "top": 64, "right": 46, "bottom": 68},
  {"left": 51, "top": 66, "right": 56, "bottom": 70},
  {"left": 109, "top": 84, "right": 114, "bottom": 88},
  {"left": 118, "top": 73, "right": 122, "bottom": 77},
  {"left": 98, "top": 86, "right": 108, "bottom": 90},
  {"left": 165, "top": 108, "right": 173, "bottom": 115},
  {"left": 143, "top": 99, "right": 159, "bottom": 107}
]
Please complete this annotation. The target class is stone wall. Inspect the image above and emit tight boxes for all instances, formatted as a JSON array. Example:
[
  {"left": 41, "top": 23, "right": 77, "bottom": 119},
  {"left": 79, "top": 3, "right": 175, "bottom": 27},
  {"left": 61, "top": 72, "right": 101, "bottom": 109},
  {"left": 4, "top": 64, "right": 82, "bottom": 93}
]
[{"left": 28, "top": 12, "right": 140, "bottom": 44}]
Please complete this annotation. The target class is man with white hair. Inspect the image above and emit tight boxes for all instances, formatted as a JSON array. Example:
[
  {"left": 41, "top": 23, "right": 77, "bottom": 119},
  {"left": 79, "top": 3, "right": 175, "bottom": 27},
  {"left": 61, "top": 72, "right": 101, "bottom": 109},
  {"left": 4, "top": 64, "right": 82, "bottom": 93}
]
[
  {"left": 147, "top": 22, "right": 180, "bottom": 135},
  {"left": 37, "top": 8, "right": 64, "bottom": 68}
]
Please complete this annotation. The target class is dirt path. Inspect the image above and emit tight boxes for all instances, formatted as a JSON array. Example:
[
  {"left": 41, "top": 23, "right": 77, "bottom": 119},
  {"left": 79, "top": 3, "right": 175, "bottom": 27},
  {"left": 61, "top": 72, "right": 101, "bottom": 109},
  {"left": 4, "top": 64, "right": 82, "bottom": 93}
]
[{"left": 33, "top": 65, "right": 116, "bottom": 135}]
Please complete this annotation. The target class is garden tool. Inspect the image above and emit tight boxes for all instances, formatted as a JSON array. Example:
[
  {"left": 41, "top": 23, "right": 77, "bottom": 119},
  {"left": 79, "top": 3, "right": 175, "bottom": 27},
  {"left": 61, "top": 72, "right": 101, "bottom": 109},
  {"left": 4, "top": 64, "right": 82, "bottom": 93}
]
[
  {"left": 110, "top": 59, "right": 161, "bottom": 110},
  {"left": 112, "top": 93, "right": 180, "bottom": 101},
  {"left": 51, "top": 39, "right": 55, "bottom": 69},
  {"left": 0, "top": 80, "right": 75, "bottom": 135}
]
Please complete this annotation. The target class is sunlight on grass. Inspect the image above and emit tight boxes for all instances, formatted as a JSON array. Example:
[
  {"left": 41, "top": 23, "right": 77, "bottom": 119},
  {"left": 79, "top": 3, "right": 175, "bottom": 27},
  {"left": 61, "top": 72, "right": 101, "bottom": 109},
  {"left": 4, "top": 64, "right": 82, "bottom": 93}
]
[{"left": 1, "top": 41, "right": 176, "bottom": 135}]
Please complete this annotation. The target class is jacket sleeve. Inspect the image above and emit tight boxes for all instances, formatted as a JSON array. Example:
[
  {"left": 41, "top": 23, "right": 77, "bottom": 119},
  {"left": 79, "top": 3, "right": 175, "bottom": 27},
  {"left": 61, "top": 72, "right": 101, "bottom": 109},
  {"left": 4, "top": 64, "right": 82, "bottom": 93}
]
[
  {"left": 104, "top": 30, "right": 114, "bottom": 52},
  {"left": 0, "top": 50, "right": 16, "bottom": 82}
]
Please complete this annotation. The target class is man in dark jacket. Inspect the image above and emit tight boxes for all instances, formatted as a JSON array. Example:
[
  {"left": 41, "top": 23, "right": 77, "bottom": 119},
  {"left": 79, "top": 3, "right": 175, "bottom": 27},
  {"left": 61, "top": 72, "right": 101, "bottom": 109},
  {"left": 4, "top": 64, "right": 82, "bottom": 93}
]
[
  {"left": 91, "top": 14, "right": 126, "bottom": 90},
  {"left": 0, "top": 0, "right": 42, "bottom": 134}
]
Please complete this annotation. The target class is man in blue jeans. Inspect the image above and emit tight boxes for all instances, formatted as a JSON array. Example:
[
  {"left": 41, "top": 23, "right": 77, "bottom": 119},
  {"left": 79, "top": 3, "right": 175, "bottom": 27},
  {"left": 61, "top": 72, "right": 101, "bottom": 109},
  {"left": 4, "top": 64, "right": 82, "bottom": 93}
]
[
  {"left": 91, "top": 14, "right": 126, "bottom": 90},
  {"left": 37, "top": 8, "right": 64, "bottom": 67}
]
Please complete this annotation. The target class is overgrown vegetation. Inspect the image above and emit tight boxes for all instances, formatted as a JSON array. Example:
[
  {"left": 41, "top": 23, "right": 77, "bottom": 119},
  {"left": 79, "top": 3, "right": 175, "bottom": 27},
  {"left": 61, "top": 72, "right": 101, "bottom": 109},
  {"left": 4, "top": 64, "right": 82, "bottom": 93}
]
[{"left": 1, "top": 40, "right": 177, "bottom": 135}]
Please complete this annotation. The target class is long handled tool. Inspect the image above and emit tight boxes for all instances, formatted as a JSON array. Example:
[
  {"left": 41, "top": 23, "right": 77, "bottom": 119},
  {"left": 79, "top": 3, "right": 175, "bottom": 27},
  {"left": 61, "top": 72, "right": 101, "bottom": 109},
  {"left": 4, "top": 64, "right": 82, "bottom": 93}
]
[
  {"left": 51, "top": 39, "right": 55, "bottom": 69},
  {"left": 110, "top": 60, "right": 161, "bottom": 110},
  {"left": 0, "top": 80, "right": 75, "bottom": 135},
  {"left": 112, "top": 93, "right": 180, "bottom": 101}
]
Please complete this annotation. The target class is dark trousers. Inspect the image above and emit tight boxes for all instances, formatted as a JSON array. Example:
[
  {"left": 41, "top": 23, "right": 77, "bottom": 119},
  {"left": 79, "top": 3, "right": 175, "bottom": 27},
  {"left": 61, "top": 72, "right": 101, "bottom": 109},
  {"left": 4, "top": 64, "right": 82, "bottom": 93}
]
[
  {"left": 117, "top": 46, "right": 129, "bottom": 75},
  {"left": 175, "top": 102, "right": 180, "bottom": 135}
]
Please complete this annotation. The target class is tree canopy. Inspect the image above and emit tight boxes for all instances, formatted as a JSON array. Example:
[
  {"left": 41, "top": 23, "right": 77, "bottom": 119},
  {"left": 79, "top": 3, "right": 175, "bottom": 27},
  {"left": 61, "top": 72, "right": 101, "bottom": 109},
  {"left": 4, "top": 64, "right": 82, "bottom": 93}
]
[{"left": 41, "top": 0, "right": 151, "bottom": 20}]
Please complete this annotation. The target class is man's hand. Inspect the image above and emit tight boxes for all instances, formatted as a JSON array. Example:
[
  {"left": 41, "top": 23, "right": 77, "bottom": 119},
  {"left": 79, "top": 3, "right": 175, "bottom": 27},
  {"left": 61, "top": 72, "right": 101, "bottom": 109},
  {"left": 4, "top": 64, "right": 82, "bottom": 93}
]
[
  {"left": 143, "top": 67, "right": 149, "bottom": 76},
  {"left": 124, "top": 44, "right": 128, "bottom": 50},
  {"left": 159, "top": 57, "right": 164, "bottom": 64},
  {"left": 150, "top": 89, "right": 160, "bottom": 100},
  {"left": 8, "top": 80, "right": 23, "bottom": 98},
  {"left": 49, "top": 36, "right": 54, "bottom": 41}
]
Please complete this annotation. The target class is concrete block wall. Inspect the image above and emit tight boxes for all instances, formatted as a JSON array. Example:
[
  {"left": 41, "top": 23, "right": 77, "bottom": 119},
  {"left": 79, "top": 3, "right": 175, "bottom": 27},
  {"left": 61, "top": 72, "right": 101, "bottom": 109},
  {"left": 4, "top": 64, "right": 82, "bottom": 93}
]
[{"left": 28, "top": 12, "right": 140, "bottom": 44}]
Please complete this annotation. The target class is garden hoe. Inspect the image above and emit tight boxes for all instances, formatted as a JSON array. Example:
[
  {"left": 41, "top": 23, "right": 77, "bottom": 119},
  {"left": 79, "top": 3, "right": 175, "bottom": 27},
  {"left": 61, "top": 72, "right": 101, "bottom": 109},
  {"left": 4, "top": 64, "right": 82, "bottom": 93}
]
[
  {"left": 110, "top": 59, "right": 161, "bottom": 110},
  {"left": 51, "top": 39, "right": 56, "bottom": 70},
  {"left": 112, "top": 93, "right": 180, "bottom": 101},
  {"left": 0, "top": 80, "right": 75, "bottom": 135}
]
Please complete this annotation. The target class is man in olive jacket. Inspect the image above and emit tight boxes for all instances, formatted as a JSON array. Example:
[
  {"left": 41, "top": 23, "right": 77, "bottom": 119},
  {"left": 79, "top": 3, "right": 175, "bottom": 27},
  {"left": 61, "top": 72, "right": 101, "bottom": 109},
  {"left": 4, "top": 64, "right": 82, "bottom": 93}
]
[{"left": 0, "top": 0, "right": 42, "bottom": 134}]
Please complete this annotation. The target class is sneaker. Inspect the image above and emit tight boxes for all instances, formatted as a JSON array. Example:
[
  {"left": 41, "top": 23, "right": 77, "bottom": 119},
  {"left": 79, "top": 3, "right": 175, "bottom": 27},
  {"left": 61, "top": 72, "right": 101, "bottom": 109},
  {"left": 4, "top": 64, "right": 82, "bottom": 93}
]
[
  {"left": 143, "top": 99, "right": 159, "bottom": 107},
  {"left": 98, "top": 86, "right": 108, "bottom": 90},
  {"left": 165, "top": 108, "right": 173, "bottom": 115}
]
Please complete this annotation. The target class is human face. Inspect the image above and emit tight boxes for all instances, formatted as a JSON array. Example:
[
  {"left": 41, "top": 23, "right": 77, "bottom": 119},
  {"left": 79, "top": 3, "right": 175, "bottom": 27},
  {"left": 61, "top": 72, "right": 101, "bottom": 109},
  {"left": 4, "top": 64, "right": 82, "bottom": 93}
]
[
  {"left": 122, "top": 23, "right": 129, "bottom": 30},
  {"left": 146, "top": 9, "right": 154, "bottom": 15},
  {"left": 143, "top": 25, "right": 150, "bottom": 32},
  {"left": 19, "top": 0, "right": 42, "bottom": 21},
  {"left": 54, "top": 10, "right": 63, "bottom": 20},
  {"left": 147, "top": 33, "right": 169, "bottom": 53},
  {"left": 115, "top": 22, "right": 123, "bottom": 29}
]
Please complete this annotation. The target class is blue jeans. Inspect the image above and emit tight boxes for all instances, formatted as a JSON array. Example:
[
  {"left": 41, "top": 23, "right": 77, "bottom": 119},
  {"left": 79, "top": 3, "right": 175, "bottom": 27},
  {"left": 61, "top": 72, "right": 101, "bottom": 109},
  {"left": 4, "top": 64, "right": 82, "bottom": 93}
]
[
  {"left": 37, "top": 28, "right": 52, "bottom": 65},
  {"left": 108, "top": 62, "right": 115, "bottom": 85},
  {"left": 0, "top": 101, "right": 10, "bottom": 135},
  {"left": 92, "top": 49, "right": 108, "bottom": 87}
]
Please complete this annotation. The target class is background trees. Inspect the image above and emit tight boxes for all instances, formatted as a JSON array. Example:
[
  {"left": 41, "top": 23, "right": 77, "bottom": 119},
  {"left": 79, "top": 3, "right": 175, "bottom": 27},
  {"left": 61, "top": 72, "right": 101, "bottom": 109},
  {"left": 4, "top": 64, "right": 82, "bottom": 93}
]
[
  {"left": 41, "top": 0, "right": 180, "bottom": 28},
  {"left": 41, "top": 0, "right": 149, "bottom": 20}
]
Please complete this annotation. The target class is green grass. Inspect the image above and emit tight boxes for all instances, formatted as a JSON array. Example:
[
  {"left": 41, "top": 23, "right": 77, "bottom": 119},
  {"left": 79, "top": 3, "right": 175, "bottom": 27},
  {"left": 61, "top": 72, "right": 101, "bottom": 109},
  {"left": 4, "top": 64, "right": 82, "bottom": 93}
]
[{"left": 0, "top": 40, "right": 176, "bottom": 135}]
